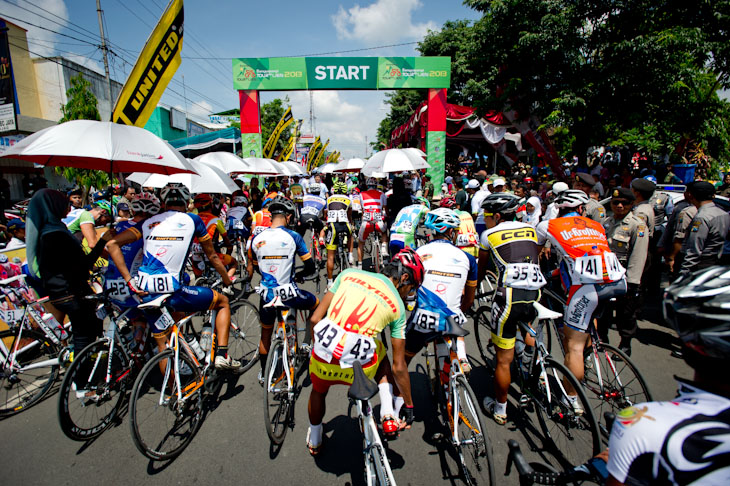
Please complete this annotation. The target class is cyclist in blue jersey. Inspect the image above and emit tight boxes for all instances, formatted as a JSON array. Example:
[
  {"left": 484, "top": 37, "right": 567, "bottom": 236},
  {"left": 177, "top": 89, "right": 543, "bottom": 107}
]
[
  {"left": 404, "top": 208, "right": 478, "bottom": 372},
  {"left": 389, "top": 196, "right": 430, "bottom": 255},
  {"left": 106, "top": 183, "right": 242, "bottom": 371},
  {"left": 247, "top": 196, "right": 318, "bottom": 382},
  {"left": 225, "top": 191, "right": 251, "bottom": 242},
  {"left": 295, "top": 191, "right": 327, "bottom": 245}
]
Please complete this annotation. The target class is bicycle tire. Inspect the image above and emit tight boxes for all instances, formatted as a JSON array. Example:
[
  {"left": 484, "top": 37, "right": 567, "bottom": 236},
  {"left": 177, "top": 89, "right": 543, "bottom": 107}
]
[
  {"left": 582, "top": 342, "right": 653, "bottom": 437},
  {"left": 473, "top": 306, "right": 495, "bottom": 368},
  {"left": 368, "top": 441, "right": 395, "bottom": 486},
  {"left": 129, "top": 349, "right": 203, "bottom": 460},
  {"left": 371, "top": 236, "right": 381, "bottom": 273},
  {"left": 58, "top": 338, "right": 129, "bottom": 440},
  {"left": 532, "top": 357, "right": 601, "bottom": 468},
  {"left": 0, "top": 328, "right": 60, "bottom": 416},
  {"left": 263, "top": 338, "right": 292, "bottom": 444},
  {"left": 228, "top": 300, "right": 261, "bottom": 373},
  {"left": 453, "top": 374, "right": 496, "bottom": 486}
]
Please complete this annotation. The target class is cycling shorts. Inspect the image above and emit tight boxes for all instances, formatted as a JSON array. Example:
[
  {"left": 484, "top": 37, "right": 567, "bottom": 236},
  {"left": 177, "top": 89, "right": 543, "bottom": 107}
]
[
  {"left": 297, "top": 214, "right": 324, "bottom": 236},
  {"left": 491, "top": 287, "right": 540, "bottom": 350},
  {"left": 358, "top": 220, "right": 386, "bottom": 241},
  {"left": 142, "top": 286, "right": 220, "bottom": 337},
  {"left": 563, "top": 280, "right": 627, "bottom": 332},
  {"left": 324, "top": 222, "right": 352, "bottom": 251},
  {"left": 389, "top": 233, "right": 416, "bottom": 256},
  {"left": 309, "top": 338, "right": 386, "bottom": 394},
  {"left": 258, "top": 289, "right": 318, "bottom": 327}
]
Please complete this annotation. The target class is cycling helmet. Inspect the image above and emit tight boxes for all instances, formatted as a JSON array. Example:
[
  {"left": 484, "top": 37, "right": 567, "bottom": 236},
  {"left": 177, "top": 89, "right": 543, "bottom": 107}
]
[
  {"left": 664, "top": 266, "right": 730, "bottom": 365},
  {"left": 424, "top": 208, "right": 461, "bottom": 233},
  {"left": 268, "top": 195, "right": 296, "bottom": 216},
  {"left": 131, "top": 192, "right": 161, "bottom": 216},
  {"left": 644, "top": 175, "right": 658, "bottom": 184},
  {"left": 308, "top": 182, "right": 322, "bottom": 194},
  {"left": 91, "top": 190, "right": 106, "bottom": 202},
  {"left": 160, "top": 182, "right": 191, "bottom": 206},
  {"left": 390, "top": 248, "right": 425, "bottom": 287},
  {"left": 415, "top": 196, "right": 430, "bottom": 209},
  {"left": 439, "top": 196, "right": 456, "bottom": 209},
  {"left": 481, "top": 193, "right": 520, "bottom": 216},
  {"left": 93, "top": 200, "right": 111, "bottom": 214},
  {"left": 554, "top": 189, "right": 590, "bottom": 209},
  {"left": 193, "top": 193, "right": 213, "bottom": 209},
  {"left": 366, "top": 177, "right": 377, "bottom": 188},
  {"left": 269, "top": 182, "right": 280, "bottom": 192},
  {"left": 332, "top": 181, "right": 348, "bottom": 194},
  {"left": 232, "top": 194, "right": 249, "bottom": 206}
]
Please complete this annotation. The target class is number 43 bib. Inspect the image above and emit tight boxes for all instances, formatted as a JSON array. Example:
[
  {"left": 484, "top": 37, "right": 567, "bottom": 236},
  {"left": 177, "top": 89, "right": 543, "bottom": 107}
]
[{"left": 313, "top": 319, "right": 376, "bottom": 368}]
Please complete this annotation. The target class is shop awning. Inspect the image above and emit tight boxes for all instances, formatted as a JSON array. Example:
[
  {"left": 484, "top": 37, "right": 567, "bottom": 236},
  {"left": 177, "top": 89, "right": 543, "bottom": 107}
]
[{"left": 168, "top": 127, "right": 241, "bottom": 158}]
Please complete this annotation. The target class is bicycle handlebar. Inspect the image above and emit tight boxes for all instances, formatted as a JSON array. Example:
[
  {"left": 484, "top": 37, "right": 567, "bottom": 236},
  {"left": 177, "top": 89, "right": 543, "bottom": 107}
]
[{"left": 506, "top": 440, "right": 593, "bottom": 485}]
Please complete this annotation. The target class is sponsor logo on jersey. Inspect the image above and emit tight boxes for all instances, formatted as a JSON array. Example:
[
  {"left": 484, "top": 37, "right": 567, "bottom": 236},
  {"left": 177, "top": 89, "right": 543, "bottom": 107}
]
[
  {"left": 255, "top": 240, "right": 266, "bottom": 248},
  {"left": 567, "top": 295, "right": 591, "bottom": 324},
  {"left": 559, "top": 226, "right": 605, "bottom": 241}
]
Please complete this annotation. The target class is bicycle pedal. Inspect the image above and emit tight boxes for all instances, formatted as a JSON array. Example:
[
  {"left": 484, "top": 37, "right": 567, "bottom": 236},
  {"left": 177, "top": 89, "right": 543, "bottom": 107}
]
[{"left": 519, "top": 394, "right": 531, "bottom": 407}]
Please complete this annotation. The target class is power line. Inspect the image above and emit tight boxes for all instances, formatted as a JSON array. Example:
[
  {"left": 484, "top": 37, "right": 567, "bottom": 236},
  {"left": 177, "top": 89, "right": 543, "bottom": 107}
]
[
  {"left": 23, "top": 0, "right": 101, "bottom": 39},
  {"left": 0, "top": 0, "right": 100, "bottom": 44},
  {"left": 0, "top": 12, "right": 101, "bottom": 46},
  {"left": 180, "top": 41, "right": 421, "bottom": 60}
]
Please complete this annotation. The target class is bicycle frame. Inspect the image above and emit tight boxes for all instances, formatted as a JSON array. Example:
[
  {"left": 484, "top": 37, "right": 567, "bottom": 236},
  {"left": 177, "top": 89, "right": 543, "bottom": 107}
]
[
  {"left": 355, "top": 396, "right": 397, "bottom": 485},
  {"left": 266, "top": 307, "right": 297, "bottom": 399}
]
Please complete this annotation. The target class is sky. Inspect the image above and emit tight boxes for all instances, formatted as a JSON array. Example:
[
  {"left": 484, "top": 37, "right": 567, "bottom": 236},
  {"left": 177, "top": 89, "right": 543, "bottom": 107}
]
[{"left": 0, "top": 0, "right": 481, "bottom": 159}]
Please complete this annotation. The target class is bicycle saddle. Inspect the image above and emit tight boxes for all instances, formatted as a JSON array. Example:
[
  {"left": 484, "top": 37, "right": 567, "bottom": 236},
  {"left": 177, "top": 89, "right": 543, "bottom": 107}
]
[
  {"left": 442, "top": 316, "right": 470, "bottom": 338},
  {"left": 263, "top": 295, "right": 288, "bottom": 308},
  {"left": 348, "top": 361, "right": 379, "bottom": 401},
  {"left": 138, "top": 293, "right": 173, "bottom": 309},
  {"left": 532, "top": 302, "right": 562, "bottom": 320}
]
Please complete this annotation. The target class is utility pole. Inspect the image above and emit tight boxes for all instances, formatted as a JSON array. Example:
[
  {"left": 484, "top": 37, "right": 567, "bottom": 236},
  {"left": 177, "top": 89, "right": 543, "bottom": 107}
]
[{"left": 96, "top": 0, "right": 113, "bottom": 118}]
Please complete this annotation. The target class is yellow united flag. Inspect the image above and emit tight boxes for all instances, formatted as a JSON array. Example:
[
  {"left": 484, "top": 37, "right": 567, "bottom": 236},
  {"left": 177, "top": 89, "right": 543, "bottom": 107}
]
[
  {"left": 306, "top": 136, "right": 321, "bottom": 171},
  {"left": 263, "top": 107, "right": 293, "bottom": 159},
  {"left": 313, "top": 139, "right": 330, "bottom": 167}
]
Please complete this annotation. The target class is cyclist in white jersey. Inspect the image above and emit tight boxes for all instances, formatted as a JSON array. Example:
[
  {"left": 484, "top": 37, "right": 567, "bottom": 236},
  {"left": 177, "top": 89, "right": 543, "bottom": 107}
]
[
  {"left": 389, "top": 197, "right": 430, "bottom": 255},
  {"left": 603, "top": 266, "right": 730, "bottom": 485},
  {"left": 106, "top": 183, "right": 242, "bottom": 371},
  {"left": 404, "top": 208, "right": 477, "bottom": 372}
]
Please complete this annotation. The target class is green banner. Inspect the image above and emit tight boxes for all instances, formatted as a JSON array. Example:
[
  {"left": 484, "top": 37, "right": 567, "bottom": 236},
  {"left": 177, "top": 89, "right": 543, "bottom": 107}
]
[
  {"left": 426, "top": 131, "right": 446, "bottom": 196},
  {"left": 232, "top": 56, "right": 450, "bottom": 90},
  {"left": 241, "top": 132, "right": 262, "bottom": 158}
]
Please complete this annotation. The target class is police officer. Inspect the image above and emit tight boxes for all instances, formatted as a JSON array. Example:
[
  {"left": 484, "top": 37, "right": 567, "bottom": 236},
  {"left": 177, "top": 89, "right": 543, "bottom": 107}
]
[
  {"left": 630, "top": 178, "right": 656, "bottom": 237},
  {"left": 679, "top": 181, "right": 730, "bottom": 275},
  {"left": 573, "top": 172, "right": 606, "bottom": 224},
  {"left": 601, "top": 187, "right": 649, "bottom": 355}
]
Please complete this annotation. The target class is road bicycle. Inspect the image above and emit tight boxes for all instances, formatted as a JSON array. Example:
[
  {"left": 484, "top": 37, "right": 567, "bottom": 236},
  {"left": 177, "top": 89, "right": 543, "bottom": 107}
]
[
  {"left": 58, "top": 291, "right": 150, "bottom": 440},
  {"left": 0, "top": 274, "right": 70, "bottom": 416},
  {"left": 348, "top": 360, "right": 398, "bottom": 486},
  {"left": 262, "top": 295, "right": 308, "bottom": 445},
  {"left": 476, "top": 301, "right": 601, "bottom": 468},
  {"left": 422, "top": 317, "right": 496, "bottom": 485},
  {"left": 539, "top": 285, "right": 653, "bottom": 437},
  {"left": 469, "top": 270, "right": 498, "bottom": 323},
  {"left": 333, "top": 228, "right": 351, "bottom": 276},
  {"left": 304, "top": 219, "right": 324, "bottom": 294}
]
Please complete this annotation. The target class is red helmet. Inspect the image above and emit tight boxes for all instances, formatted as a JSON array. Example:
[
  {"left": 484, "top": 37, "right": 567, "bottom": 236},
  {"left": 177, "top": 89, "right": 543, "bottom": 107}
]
[
  {"left": 439, "top": 196, "right": 456, "bottom": 209},
  {"left": 391, "top": 248, "right": 425, "bottom": 287},
  {"left": 193, "top": 193, "right": 213, "bottom": 209}
]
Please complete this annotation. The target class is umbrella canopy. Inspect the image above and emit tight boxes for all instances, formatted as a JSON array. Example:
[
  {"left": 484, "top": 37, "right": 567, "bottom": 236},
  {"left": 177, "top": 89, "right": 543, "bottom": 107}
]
[
  {"left": 194, "top": 152, "right": 249, "bottom": 174},
  {"left": 240, "top": 157, "right": 285, "bottom": 176},
  {"left": 127, "top": 162, "right": 239, "bottom": 194},
  {"left": 362, "top": 148, "right": 430, "bottom": 175},
  {"left": 280, "top": 161, "right": 307, "bottom": 176},
  {"left": 318, "top": 162, "right": 340, "bottom": 174},
  {"left": 334, "top": 157, "right": 365, "bottom": 172},
  {"left": 0, "top": 120, "right": 196, "bottom": 175}
]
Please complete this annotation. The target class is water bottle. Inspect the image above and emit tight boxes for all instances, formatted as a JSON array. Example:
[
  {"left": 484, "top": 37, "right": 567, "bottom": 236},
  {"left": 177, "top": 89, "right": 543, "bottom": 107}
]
[
  {"left": 121, "top": 326, "right": 134, "bottom": 349},
  {"left": 42, "top": 312, "right": 68, "bottom": 340},
  {"left": 187, "top": 337, "right": 205, "bottom": 361},
  {"left": 200, "top": 324, "right": 213, "bottom": 352}
]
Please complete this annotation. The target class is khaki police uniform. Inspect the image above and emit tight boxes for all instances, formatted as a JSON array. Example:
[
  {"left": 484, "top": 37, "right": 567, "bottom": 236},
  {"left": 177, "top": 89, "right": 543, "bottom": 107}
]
[
  {"left": 604, "top": 212, "right": 649, "bottom": 286},
  {"left": 632, "top": 200, "right": 655, "bottom": 238},
  {"left": 680, "top": 202, "right": 730, "bottom": 274},
  {"left": 585, "top": 198, "right": 606, "bottom": 225}
]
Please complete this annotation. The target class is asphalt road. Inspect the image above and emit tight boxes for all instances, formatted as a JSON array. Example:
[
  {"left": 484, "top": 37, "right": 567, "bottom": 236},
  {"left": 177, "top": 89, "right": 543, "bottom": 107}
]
[{"left": 0, "top": 268, "right": 690, "bottom": 486}]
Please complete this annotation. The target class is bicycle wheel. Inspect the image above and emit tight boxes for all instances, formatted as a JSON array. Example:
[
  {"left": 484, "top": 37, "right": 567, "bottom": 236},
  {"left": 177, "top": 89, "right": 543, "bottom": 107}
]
[
  {"left": 228, "top": 300, "right": 261, "bottom": 373},
  {"left": 367, "top": 441, "right": 395, "bottom": 486},
  {"left": 371, "top": 237, "right": 381, "bottom": 273},
  {"left": 472, "top": 306, "right": 495, "bottom": 368},
  {"left": 129, "top": 349, "right": 203, "bottom": 460},
  {"left": 58, "top": 338, "right": 129, "bottom": 440},
  {"left": 263, "top": 338, "right": 292, "bottom": 444},
  {"left": 582, "top": 342, "right": 653, "bottom": 436},
  {"left": 453, "top": 375, "right": 496, "bottom": 486},
  {"left": 0, "top": 328, "right": 60, "bottom": 416},
  {"left": 472, "top": 271, "right": 497, "bottom": 314},
  {"left": 532, "top": 357, "right": 601, "bottom": 467}
]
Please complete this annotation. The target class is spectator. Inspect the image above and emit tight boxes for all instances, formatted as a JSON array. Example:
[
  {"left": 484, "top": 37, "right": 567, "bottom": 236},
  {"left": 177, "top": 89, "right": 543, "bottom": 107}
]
[
  {"left": 4, "top": 219, "right": 26, "bottom": 250},
  {"left": 454, "top": 178, "right": 469, "bottom": 211}
]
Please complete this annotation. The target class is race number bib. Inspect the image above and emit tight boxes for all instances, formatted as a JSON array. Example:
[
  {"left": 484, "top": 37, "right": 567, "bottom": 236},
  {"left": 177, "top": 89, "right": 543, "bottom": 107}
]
[
  {"left": 154, "top": 308, "right": 175, "bottom": 332},
  {"left": 504, "top": 263, "right": 547, "bottom": 290},
  {"left": 0, "top": 308, "right": 24, "bottom": 324},
  {"left": 137, "top": 272, "right": 175, "bottom": 293},
  {"left": 301, "top": 206, "right": 320, "bottom": 216},
  {"left": 313, "top": 319, "right": 346, "bottom": 362},
  {"left": 191, "top": 242, "right": 203, "bottom": 255},
  {"left": 573, "top": 255, "right": 603, "bottom": 283},
  {"left": 363, "top": 210, "right": 381, "bottom": 222},
  {"left": 456, "top": 234, "right": 474, "bottom": 247},
  {"left": 603, "top": 252, "right": 625, "bottom": 282},
  {"left": 339, "top": 333, "right": 376, "bottom": 369},
  {"left": 271, "top": 283, "right": 297, "bottom": 300},
  {"left": 327, "top": 209, "right": 348, "bottom": 223},
  {"left": 233, "top": 220, "right": 245, "bottom": 230},
  {"left": 106, "top": 278, "right": 130, "bottom": 300},
  {"left": 413, "top": 308, "right": 439, "bottom": 333}
]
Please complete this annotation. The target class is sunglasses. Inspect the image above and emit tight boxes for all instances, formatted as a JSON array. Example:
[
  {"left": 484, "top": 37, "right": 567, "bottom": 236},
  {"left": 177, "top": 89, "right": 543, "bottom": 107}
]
[{"left": 611, "top": 200, "right": 630, "bottom": 206}]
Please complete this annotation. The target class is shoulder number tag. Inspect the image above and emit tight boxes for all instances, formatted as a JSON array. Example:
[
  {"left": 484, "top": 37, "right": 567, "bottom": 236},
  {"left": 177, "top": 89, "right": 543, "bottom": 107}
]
[
  {"left": 327, "top": 209, "right": 348, "bottom": 223},
  {"left": 413, "top": 308, "right": 439, "bottom": 333},
  {"left": 363, "top": 210, "right": 381, "bottom": 222},
  {"left": 504, "top": 263, "right": 547, "bottom": 289},
  {"left": 154, "top": 308, "right": 175, "bottom": 332},
  {"left": 603, "top": 251, "right": 625, "bottom": 281},
  {"left": 301, "top": 206, "right": 319, "bottom": 216},
  {"left": 573, "top": 255, "right": 603, "bottom": 283},
  {"left": 313, "top": 319, "right": 346, "bottom": 362}
]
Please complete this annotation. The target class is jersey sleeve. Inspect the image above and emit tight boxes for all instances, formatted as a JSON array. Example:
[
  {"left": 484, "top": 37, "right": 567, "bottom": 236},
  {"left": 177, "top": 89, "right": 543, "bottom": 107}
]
[
  {"left": 465, "top": 252, "right": 478, "bottom": 285},
  {"left": 189, "top": 213, "right": 211, "bottom": 242},
  {"left": 216, "top": 219, "right": 227, "bottom": 236},
  {"left": 606, "top": 414, "right": 654, "bottom": 483},
  {"left": 479, "top": 230, "right": 491, "bottom": 251},
  {"left": 79, "top": 211, "right": 95, "bottom": 226},
  {"left": 389, "top": 304, "right": 407, "bottom": 340},
  {"left": 535, "top": 221, "right": 549, "bottom": 245}
]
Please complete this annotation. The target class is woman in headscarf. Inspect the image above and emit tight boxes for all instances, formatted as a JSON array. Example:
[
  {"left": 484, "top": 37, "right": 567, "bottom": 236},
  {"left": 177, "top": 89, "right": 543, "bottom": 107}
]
[
  {"left": 26, "top": 189, "right": 112, "bottom": 354},
  {"left": 523, "top": 196, "right": 542, "bottom": 228},
  {"left": 386, "top": 176, "right": 413, "bottom": 228}
]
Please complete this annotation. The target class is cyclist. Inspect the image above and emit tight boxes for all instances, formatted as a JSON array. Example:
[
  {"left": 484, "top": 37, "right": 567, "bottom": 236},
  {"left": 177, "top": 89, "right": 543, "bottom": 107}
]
[
  {"left": 357, "top": 177, "right": 388, "bottom": 267},
  {"left": 247, "top": 196, "right": 318, "bottom": 381},
  {"left": 388, "top": 196, "right": 430, "bottom": 256},
  {"left": 295, "top": 185, "right": 327, "bottom": 251},
  {"left": 349, "top": 186, "right": 362, "bottom": 226},
  {"left": 535, "top": 189, "right": 627, "bottom": 412},
  {"left": 404, "top": 208, "right": 477, "bottom": 373},
  {"left": 225, "top": 191, "right": 251, "bottom": 243},
  {"left": 64, "top": 200, "right": 112, "bottom": 247},
  {"left": 323, "top": 181, "right": 355, "bottom": 287},
  {"left": 307, "top": 249, "right": 424, "bottom": 453},
  {"left": 477, "top": 193, "right": 547, "bottom": 424},
  {"left": 603, "top": 265, "right": 730, "bottom": 486},
  {"left": 455, "top": 209, "right": 480, "bottom": 258},
  {"left": 105, "top": 183, "right": 241, "bottom": 371},
  {"left": 191, "top": 193, "right": 237, "bottom": 280},
  {"left": 289, "top": 175, "right": 304, "bottom": 209}
]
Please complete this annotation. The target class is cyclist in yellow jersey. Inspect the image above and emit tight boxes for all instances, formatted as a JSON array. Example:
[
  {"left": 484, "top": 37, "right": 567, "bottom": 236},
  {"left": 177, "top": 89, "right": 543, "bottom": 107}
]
[
  {"left": 455, "top": 209, "right": 480, "bottom": 257},
  {"left": 306, "top": 249, "right": 425, "bottom": 455},
  {"left": 323, "top": 181, "right": 355, "bottom": 287}
]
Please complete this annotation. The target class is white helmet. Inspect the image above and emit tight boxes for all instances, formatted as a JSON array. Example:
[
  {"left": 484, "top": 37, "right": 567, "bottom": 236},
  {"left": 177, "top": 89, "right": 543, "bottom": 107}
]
[
  {"left": 552, "top": 182, "right": 569, "bottom": 194},
  {"left": 308, "top": 182, "right": 322, "bottom": 194},
  {"left": 130, "top": 192, "right": 161, "bottom": 216},
  {"left": 160, "top": 183, "right": 190, "bottom": 206},
  {"left": 366, "top": 177, "right": 377, "bottom": 187},
  {"left": 554, "top": 189, "right": 590, "bottom": 209}
]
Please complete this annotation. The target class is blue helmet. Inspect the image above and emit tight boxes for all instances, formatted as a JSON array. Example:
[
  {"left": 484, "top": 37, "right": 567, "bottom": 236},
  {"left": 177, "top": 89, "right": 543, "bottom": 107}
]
[
  {"left": 424, "top": 208, "right": 460, "bottom": 233},
  {"left": 644, "top": 175, "right": 657, "bottom": 184}
]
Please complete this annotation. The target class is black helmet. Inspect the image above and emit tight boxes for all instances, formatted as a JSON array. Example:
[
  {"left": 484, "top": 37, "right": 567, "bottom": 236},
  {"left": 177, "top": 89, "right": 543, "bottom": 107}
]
[
  {"left": 267, "top": 195, "right": 296, "bottom": 216},
  {"left": 481, "top": 193, "right": 520, "bottom": 216},
  {"left": 664, "top": 266, "right": 730, "bottom": 369}
]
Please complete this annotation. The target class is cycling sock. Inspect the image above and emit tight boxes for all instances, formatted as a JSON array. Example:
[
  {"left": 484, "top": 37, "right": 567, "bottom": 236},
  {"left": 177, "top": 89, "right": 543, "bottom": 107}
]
[
  {"left": 215, "top": 345, "right": 228, "bottom": 359},
  {"left": 456, "top": 337, "right": 467, "bottom": 362},
  {"left": 259, "top": 352, "right": 267, "bottom": 371},
  {"left": 495, "top": 400, "right": 507, "bottom": 416},
  {"left": 393, "top": 396, "right": 404, "bottom": 417},
  {"left": 378, "top": 383, "right": 395, "bottom": 419},
  {"left": 308, "top": 423, "right": 323, "bottom": 447}
]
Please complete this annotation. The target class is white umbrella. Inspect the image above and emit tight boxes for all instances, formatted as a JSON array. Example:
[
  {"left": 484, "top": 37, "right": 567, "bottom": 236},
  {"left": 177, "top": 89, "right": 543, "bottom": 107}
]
[
  {"left": 362, "top": 148, "right": 430, "bottom": 175},
  {"left": 126, "top": 172, "right": 153, "bottom": 186},
  {"left": 404, "top": 147, "right": 427, "bottom": 158},
  {"left": 280, "top": 161, "right": 307, "bottom": 176},
  {"left": 0, "top": 120, "right": 196, "bottom": 175},
  {"left": 128, "top": 162, "right": 239, "bottom": 194},
  {"left": 334, "top": 157, "right": 365, "bottom": 172},
  {"left": 194, "top": 152, "right": 249, "bottom": 174},
  {"left": 319, "top": 162, "right": 340, "bottom": 174},
  {"left": 241, "top": 157, "right": 285, "bottom": 176}
]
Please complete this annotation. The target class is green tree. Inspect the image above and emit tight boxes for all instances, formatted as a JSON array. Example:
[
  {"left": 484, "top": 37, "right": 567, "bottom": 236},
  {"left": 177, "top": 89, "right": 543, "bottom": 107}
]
[
  {"left": 55, "top": 74, "right": 114, "bottom": 191},
  {"left": 260, "top": 97, "right": 291, "bottom": 158},
  {"left": 374, "top": 90, "right": 426, "bottom": 148}
]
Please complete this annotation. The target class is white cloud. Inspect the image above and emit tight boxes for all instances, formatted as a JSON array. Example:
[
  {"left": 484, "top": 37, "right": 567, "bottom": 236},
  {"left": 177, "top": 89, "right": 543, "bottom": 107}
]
[{"left": 332, "top": 0, "right": 437, "bottom": 44}]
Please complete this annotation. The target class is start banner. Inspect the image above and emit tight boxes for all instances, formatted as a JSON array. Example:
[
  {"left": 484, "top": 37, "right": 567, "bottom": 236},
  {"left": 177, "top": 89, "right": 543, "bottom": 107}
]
[{"left": 232, "top": 57, "right": 450, "bottom": 91}]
